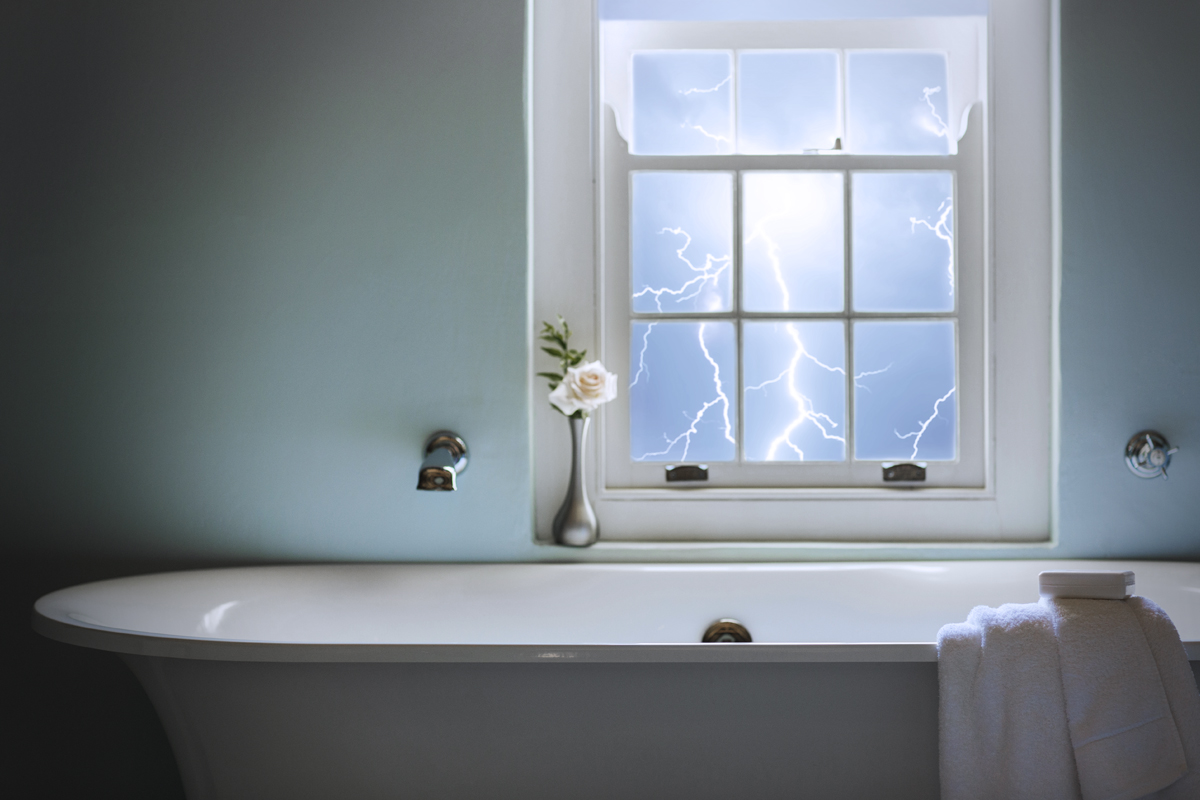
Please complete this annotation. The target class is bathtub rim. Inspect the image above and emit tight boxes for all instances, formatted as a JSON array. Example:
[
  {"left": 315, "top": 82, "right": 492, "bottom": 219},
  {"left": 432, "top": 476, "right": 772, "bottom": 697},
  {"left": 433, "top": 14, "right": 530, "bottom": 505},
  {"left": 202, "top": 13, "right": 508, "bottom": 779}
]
[
  {"left": 31, "top": 610, "right": 943, "bottom": 663},
  {"left": 32, "top": 560, "right": 1200, "bottom": 664}
]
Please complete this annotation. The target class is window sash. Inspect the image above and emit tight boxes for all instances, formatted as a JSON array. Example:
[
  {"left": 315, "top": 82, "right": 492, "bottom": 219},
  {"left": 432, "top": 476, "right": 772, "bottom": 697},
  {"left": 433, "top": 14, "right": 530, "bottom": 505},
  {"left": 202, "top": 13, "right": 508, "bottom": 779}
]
[
  {"left": 601, "top": 18, "right": 986, "bottom": 158},
  {"left": 600, "top": 105, "right": 986, "bottom": 491}
]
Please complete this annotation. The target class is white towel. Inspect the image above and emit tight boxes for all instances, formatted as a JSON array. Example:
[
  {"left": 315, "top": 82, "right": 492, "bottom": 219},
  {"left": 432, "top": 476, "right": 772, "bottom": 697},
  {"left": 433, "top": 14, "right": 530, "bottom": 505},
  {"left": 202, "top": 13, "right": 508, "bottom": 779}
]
[
  {"left": 1125, "top": 596, "right": 1200, "bottom": 800},
  {"left": 1046, "top": 597, "right": 1188, "bottom": 800},
  {"left": 938, "top": 602, "right": 1082, "bottom": 800}
]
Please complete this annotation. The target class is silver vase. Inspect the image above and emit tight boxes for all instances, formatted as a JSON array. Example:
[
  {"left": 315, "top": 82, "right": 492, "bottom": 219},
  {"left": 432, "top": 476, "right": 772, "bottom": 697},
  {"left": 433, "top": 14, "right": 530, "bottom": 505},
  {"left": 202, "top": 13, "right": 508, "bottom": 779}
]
[{"left": 552, "top": 414, "right": 598, "bottom": 547}]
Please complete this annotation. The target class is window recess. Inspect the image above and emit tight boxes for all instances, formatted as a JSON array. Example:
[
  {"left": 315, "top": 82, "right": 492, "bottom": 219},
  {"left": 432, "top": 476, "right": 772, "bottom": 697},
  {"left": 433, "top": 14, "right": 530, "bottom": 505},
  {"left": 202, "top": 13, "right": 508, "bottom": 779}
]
[{"left": 530, "top": 1, "right": 1055, "bottom": 543}]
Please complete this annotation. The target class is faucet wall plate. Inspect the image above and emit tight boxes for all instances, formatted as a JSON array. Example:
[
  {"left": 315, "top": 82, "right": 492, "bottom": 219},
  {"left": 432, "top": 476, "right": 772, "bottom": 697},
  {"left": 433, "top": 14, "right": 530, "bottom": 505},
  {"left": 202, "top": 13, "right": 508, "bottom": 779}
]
[{"left": 1124, "top": 430, "right": 1177, "bottom": 480}]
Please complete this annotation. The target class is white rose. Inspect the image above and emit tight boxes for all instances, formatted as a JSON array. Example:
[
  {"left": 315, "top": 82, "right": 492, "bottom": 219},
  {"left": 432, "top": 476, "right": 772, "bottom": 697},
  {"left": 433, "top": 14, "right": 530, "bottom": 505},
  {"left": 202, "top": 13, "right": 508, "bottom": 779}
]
[{"left": 549, "top": 361, "right": 618, "bottom": 416}]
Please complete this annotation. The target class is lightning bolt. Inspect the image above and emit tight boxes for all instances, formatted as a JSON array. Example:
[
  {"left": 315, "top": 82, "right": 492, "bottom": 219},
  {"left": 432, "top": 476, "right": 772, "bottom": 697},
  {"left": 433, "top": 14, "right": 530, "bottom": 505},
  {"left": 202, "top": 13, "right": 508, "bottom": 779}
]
[
  {"left": 910, "top": 196, "right": 954, "bottom": 295},
  {"left": 853, "top": 364, "right": 893, "bottom": 393},
  {"left": 633, "top": 227, "right": 730, "bottom": 312},
  {"left": 740, "top": 196, "right": 866, "bottom": 460},
  {"left": 743, "top": 210, "right": 793, "bottom": 311},
  {"left": 680, "top": 75, "right": 731, "bottom": 95},
  {"left": 676, "top": 71, "right": 733, "bottom": 153},
  {"left": 894, "top": 386, "right": 956, "bottom": 459},
  {"left": 685, "top": 124, "right": 733, "bottom": 151},
  {"left": 745, "top": 323, "right": 846, "bottom": 460},
  {"left": 629, "top": 322, "right": 656, "bottom": 389},
  {"left": 636, "top": 322, "right": 734, "bottom": 461},
  {"left": 921, "top": 86, "right": 952, "bottom": 144}
]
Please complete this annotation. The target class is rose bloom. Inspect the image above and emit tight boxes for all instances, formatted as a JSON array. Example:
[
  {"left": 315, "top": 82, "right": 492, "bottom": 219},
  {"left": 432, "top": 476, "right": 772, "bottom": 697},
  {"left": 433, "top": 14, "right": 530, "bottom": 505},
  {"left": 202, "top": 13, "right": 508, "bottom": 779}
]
[{"left": 550, "top": 361, "right": 617, "bottom": 416}]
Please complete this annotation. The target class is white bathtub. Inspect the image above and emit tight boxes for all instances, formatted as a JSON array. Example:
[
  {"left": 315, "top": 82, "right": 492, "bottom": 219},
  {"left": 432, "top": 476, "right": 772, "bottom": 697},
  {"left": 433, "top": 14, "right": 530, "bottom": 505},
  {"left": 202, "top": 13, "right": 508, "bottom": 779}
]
[{"left": 34, "top": 560, "right": 1200, "bottom": 800}]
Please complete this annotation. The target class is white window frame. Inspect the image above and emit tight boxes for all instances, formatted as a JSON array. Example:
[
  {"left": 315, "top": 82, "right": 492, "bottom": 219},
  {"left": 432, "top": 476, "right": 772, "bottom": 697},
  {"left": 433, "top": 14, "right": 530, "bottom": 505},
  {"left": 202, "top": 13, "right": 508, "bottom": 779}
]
[
  {"left": 602, "top": 20, "right": 986, "bottom": 492},
  {"left": 530, "top": 0, "right": 1055, "bottom": 544}
]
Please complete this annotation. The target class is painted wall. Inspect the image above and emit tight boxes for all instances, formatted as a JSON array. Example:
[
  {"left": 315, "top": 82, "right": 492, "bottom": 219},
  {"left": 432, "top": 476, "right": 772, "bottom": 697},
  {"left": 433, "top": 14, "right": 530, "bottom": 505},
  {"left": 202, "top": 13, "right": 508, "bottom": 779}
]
[
  {"left": 2, "top": 0, "right": 535, "bottom": 562},
  {"left": 1056, "top": 0, "right": 1200, "bottom": 558},
  {"left": 1, "top": 0, "right": 1198, "bottom": 793},
  {"left": 4, "top": 0, "right": 1198, "bottom": 567}
]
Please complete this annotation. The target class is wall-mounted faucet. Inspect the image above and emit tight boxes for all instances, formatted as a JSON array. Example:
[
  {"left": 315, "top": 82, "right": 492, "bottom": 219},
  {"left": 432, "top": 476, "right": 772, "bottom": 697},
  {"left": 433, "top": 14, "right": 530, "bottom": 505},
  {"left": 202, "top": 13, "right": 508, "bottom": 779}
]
[{"left": 417, "top": 431, "right": 468, "bottom": 491}]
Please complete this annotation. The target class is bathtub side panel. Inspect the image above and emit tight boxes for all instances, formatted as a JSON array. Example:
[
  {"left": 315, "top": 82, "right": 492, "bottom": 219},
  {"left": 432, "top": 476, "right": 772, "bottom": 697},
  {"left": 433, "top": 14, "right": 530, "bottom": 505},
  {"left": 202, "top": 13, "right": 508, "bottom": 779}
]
[
  {"left": 145, "top": 659, "right": 939, "bottom": 800},
  {"left": 120, "top": 655, "right": 218, "bottom": 800}
]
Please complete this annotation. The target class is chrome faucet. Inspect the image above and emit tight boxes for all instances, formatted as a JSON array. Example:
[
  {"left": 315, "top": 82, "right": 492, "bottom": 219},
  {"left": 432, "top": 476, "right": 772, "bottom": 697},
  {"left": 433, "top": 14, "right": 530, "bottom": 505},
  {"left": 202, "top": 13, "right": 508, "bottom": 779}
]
[{"left": 417, "top": 431, "right": 468, "bottom": 491}]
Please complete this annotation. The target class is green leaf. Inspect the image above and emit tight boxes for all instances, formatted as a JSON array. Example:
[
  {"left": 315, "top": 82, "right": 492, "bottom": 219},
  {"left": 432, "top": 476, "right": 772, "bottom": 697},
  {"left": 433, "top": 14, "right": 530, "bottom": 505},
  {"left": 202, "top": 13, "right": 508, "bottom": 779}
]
[
  {"left": 541, "top": 347, "right": 564, "bottom": 358},
  {"left": 536, "top": 372, "right": 563, "bottom": 381}
]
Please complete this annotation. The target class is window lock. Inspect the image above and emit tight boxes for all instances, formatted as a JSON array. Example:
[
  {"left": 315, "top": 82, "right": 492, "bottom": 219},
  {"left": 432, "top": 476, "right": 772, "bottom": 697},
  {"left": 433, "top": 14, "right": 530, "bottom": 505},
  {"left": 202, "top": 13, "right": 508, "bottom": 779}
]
[
  {"left": 882, "top": 462, "right": 927, "bottom": 482},
  {"left": 665, "top": 464, "right": 709, "bottom": 483}
]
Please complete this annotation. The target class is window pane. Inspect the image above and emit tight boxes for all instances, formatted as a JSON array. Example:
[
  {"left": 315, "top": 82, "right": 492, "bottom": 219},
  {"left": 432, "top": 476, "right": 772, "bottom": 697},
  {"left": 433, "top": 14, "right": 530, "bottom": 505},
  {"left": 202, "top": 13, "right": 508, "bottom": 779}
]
[
  {"left": 632, "top": 172, "right": 733, "bottom": 313},
  {"left": 743, "top": 171, "right": 844, "bottom": 312},
  {"left": 846, "top": 52, "right": 952, "bottom": 155},
  {"left": 737, "top": 51, "right": 840, "bottom": 154},
  {"left": 744, "top": 321, "right": 846, "bottom": 462},
  {"left": 632, "top": 51, "right": 734, "bottom": 155},
  {"left": 852, "top": 171, "right": 954, "bottom": 312},
  {"left": 630, "top": 321, "right": 737, "bottom": 462},
  {"left": 853, "top": 321, "right": 956, "bottom": 461}
]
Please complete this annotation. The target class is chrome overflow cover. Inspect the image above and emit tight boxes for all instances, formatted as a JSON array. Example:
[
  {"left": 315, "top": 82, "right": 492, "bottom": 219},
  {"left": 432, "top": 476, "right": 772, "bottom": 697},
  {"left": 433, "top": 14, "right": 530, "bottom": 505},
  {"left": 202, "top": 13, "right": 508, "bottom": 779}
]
[
  {"left": 702, "top": 619, "right": 752, "bottom": 643},
  {"left": 1125, "top": 430, "right": 1178, "bottom": 480}
]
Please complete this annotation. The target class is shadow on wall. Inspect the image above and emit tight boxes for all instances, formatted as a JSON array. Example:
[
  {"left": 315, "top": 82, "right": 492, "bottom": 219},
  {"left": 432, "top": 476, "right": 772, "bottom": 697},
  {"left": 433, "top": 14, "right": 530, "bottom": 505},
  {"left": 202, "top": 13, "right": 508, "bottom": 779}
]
[{"left": 3, "top": 554, "right": 208, "bottom": 798}]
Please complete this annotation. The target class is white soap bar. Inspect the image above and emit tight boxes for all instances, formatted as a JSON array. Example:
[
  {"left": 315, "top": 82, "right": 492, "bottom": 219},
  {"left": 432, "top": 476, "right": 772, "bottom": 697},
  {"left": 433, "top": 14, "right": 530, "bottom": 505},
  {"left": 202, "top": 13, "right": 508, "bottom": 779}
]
[{"left": 1038, "top": 570, "right": 1135, "bottom": 600}]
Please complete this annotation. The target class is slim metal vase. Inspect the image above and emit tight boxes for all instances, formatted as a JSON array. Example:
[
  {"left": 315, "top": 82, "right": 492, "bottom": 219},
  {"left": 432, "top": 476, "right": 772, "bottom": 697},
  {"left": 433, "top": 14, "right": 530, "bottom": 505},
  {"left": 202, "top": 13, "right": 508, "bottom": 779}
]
[{"left": 552, "top": 414, "right": 598, "bottom": 547}]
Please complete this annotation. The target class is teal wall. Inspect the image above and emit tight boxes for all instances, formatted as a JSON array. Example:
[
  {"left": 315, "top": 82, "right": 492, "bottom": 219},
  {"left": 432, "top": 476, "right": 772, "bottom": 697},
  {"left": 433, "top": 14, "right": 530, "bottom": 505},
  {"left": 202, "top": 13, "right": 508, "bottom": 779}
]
[
  {"left": 3, "top": 0, "right": 537, "bottom": 562},
  {"left": 3, "top": 1, "right": 1199, "bottom": 564},
  {"left": 1055, "top": 0, "right": 1200, "bottom": 558}
]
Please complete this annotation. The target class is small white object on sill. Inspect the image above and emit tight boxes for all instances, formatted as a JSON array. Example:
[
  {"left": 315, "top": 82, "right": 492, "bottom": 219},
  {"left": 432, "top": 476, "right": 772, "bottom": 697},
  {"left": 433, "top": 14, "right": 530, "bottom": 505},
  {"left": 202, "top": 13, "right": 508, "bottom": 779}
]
[{"left": 1038, "top": 570, "right": 1135, "bottom": 600}]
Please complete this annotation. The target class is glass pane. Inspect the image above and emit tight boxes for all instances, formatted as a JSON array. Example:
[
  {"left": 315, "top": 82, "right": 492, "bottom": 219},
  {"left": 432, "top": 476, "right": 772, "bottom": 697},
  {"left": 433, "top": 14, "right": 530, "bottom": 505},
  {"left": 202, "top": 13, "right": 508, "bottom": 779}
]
[
  {"left": 853, "top": 321, "right": 956, "bottom": 461},
  {"left": 846, "top": 51, "right": 952, "bottom": 155},
  {"left": 632, "top": 172, "right": 733, "bottom": 313},
  {"left": 632, "top": 51, "right": 734, "bottom": 155},
  {"left": 743, "top": 171, "right": 844, "bottom": 313},
  {"left": 630, "top": 321, "right": 737, "bottom": 462},
  {"left": 737, "top": 51, "right": 840, "bottom": 154},
  {"left": 852, "top": 172, "right": 955, "bottom": 312},
  {"left": 744, "top": 321, "right": 846, "bottom": 461}
]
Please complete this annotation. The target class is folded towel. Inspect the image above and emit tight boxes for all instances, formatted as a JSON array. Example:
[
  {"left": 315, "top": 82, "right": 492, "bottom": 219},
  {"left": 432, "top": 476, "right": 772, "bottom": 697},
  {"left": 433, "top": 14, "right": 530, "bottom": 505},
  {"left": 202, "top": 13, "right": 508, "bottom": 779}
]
[
  {"left": 1126, "top": 596, "right": 1200, "bottom": 800},
  {"left": 938, "top": 602, "right": 1081, "bottom": 800},
  {"left": 1046, "top": 597, "right": 1187, "bottom": 800}
]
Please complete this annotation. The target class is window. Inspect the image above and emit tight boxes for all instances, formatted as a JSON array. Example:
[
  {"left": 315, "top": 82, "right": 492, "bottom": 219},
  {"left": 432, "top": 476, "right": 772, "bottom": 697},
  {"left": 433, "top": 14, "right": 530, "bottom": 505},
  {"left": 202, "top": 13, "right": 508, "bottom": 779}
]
[
  {"left": 531, "top": 0, "right": 1055, "bottom": 544},
  {"left": 602, "top": 17, "right": 985, "bottom": 493}
]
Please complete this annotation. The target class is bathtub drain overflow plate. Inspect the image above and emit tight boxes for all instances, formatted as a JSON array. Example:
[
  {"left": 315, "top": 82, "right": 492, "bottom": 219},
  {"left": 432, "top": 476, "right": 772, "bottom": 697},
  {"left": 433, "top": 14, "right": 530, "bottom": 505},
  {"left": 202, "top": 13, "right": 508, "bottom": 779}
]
[{"left": 702, "top": 619, "right": 752, "bottom": 643}]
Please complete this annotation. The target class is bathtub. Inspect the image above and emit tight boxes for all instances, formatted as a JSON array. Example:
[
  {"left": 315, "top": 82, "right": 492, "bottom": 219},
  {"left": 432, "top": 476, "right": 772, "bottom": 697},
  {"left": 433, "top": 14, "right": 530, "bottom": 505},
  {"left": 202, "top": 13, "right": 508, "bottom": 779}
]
[{"left": 34, "top": 560, "right": 1200, "bottom": 800}]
